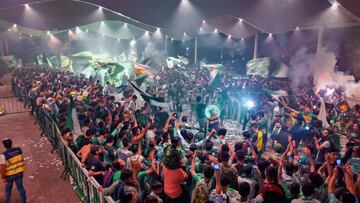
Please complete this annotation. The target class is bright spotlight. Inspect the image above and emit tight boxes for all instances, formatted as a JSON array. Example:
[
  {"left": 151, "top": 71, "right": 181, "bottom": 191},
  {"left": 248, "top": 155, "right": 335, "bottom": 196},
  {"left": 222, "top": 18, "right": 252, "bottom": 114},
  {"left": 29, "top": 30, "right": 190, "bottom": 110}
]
[
  {"left": 296, "top": 26, "right": 300, "bottom": 30},
  {"left": 86, "top": 29, "right": 89, "bottom": 33},
  {"left": 331, "top": 1, "right": 339, "bottom": 9},
  {"left": 145, "top": 31, "right": 149, "bottom": 35},
  {"left": 186, "top": 47, "right": 189, "bottom": 51},
  {"left": 183, "top": 32, "right": 186, "bottom": 35},
  {"left": 239, "top": 18, "right": 243, "bottom": 22},
  {"left": 202, "top": 20, "right": 206, "bottom": 23},
  {"left": 228, "top": 35, "right": 231, "bottom": 39},
  {"left": 13, "top": 24, "right": 17, "bottom": 28},
  {"left": 214, "top": 29, "right": 218, "bottom": 33},
  {"left": 7, "top": 28, "right": 11, "bottom": 32},
  {"left": 124, "top": 23, "right": 128, "bottom": 26},
  {"left": 99, "top": 6, "right": 103, "bottom": 11},
  {"left": 130, "top": 39, "right": 136, "bottom": 46},
  {"left": 101, "top": 21, "right": 104, "bottom": 25},
  {"left": 246, "top": 100, "right": 255, "bottom": 109},
  {"left": 25, "top": 4, "right": 29, "bottom": 8},
  {"left": 156, "top": 28, "right": 160, "bottom": 32},
  {"left": 269, "top": 33, "right": 273, "bottom": 37},
  {"left": 117, "top": 38, "right": 120, "bottom": 42},
  {"left": 171, "top": 38, "right": 174, "bottom": 41},
  {"left": 241, "top": 37, "right": 244, "bottom": 40},
  {"left": 30, "top": 34, "right": 32, "bottom": 38},
  {"left": 47, "top": 31, "right": 50, "bottom": 35}
]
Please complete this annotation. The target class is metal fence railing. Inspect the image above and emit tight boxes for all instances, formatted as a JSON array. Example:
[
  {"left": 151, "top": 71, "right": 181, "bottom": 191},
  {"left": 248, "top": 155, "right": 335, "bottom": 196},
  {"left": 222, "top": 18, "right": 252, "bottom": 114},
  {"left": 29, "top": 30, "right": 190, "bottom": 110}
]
[{"left": 12, "top": 79, "right": 116, "bottom": 203}]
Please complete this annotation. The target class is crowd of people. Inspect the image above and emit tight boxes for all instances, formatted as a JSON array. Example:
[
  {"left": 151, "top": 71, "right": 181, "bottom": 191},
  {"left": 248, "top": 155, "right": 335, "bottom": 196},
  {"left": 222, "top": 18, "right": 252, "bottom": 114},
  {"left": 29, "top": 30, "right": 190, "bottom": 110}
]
[{"left": 12, "top": 66, "right": 360, "bottom": 203}]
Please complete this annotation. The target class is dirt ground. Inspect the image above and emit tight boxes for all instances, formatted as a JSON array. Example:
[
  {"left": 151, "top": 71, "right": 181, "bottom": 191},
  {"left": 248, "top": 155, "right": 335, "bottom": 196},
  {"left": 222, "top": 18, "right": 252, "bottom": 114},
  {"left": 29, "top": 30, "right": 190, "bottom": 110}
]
[{"left": 0, "top": 80, "right": 79, "bottom": 202}]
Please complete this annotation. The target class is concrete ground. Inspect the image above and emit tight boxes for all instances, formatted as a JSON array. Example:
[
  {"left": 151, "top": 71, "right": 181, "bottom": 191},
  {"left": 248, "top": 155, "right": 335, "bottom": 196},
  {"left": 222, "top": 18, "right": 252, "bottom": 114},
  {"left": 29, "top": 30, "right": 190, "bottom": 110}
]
[{"left": 0, "top": 76, "right": 79, "bottom": 203}]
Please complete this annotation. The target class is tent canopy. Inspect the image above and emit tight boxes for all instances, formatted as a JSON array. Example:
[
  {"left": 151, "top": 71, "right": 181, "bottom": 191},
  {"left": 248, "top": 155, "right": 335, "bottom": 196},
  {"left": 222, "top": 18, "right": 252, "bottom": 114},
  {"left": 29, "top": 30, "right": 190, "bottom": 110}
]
[{"left": 0, "top": 0, "right": 359, "bottom": 40}]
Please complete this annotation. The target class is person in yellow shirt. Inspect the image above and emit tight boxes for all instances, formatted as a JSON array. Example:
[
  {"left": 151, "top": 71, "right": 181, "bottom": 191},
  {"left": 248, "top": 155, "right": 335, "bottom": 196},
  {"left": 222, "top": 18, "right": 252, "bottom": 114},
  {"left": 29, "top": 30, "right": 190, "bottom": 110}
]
[
  {"left": 251, "top": 125, "right": 263, "bottom": 158},
  {"left": 0, "top": 138, "right": 27, "bottom": 203}
]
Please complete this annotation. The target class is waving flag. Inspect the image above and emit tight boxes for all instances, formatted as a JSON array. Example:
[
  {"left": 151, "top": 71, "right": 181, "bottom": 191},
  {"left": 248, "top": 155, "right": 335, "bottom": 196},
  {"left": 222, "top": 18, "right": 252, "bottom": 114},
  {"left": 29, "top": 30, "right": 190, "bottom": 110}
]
[
  {"left": 201, "top": 63, "right": 224, "bottom": 83},
  {"left": 65, "top": 98, "right": 82, "bottom": 139},
  {"left": 264, "top": 89, "right": 288, "bottom": 100},
  {"left": 128, "top": 81, "right": 169, "bottom": 107}
]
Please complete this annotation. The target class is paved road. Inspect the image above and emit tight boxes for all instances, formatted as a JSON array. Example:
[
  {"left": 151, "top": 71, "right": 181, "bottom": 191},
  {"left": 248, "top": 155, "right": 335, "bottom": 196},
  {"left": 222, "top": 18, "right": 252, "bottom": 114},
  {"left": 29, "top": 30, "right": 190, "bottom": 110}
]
[{"left": 0, "top": 80, "right": 79, "bottom": 202}]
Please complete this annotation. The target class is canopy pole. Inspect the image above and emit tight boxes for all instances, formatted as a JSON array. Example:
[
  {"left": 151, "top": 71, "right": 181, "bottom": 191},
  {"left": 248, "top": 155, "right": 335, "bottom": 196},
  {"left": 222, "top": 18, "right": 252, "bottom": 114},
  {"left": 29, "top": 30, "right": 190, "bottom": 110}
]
[
  {"left": 253, "top": 32, "right": 258, "bottom": 59},
  {"left": 0, "top": 37, "right": 4, "bottom": 57},
  {"left": 316, "top": 26, "right": 324, "bottom": 53},
  {"left": 164, "top": 36, "right": 168, "bottom": 55},
  {"left": 194, "top": 36, "right": 198, "bottom": 66},
  {"left": 4, "top": 37, "right": 9, "bottom": 55}
]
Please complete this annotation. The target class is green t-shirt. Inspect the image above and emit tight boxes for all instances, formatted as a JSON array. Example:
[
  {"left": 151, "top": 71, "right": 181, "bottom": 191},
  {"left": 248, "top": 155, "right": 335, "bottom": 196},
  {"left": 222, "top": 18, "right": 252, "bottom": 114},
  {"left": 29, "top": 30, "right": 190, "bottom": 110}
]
[{"left": 112, "top": 170, "right": 121, "bottom": 182}]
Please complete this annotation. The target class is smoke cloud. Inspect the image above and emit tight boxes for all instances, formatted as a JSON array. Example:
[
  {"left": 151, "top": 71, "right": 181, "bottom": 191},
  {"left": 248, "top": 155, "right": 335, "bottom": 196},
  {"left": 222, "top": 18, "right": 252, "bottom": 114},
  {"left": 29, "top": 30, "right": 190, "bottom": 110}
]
[
  {"left": 288, "top": 47, "right": 315, "bottom": 90},
  {"left": 289, "top": 46, "right": 360, "bottom": 98},
  {"left": 141, "top": 42, "right": 166, "bottom": 73}
]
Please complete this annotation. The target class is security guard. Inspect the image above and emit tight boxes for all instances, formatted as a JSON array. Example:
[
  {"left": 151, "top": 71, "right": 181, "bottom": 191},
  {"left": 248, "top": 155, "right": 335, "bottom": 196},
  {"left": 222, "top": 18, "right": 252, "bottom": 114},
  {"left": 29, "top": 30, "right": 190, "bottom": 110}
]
[{"left": 0, "top": 138, "right": 27, "bottom": 203}]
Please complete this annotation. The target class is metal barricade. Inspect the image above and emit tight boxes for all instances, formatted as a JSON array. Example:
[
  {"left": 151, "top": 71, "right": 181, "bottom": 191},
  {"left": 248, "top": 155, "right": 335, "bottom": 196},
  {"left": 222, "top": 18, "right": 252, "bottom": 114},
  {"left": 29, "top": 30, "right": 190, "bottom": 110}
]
[{"left": 11, "top": 79, "right": 116, "bottom": 203}]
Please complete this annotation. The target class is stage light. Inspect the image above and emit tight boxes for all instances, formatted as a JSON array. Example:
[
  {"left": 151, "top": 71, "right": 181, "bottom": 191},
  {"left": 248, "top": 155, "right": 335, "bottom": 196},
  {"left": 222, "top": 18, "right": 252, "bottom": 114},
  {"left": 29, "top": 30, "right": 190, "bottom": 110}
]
[
  {"left": 171, "top": 38, "right": 174, "bottom": 41},
  {"left": 182, "top": 40, "right": 185, "bottom": 42},
  {"left": 241, "top": 37, "right": 244, "bottom": 40},
  {"left": 239, "top": 18, "right": 243, "bottom": 22},
  {"left": 246, "top": 100, "right": 255, "bottom": 109},
  {"left": 13, "top": 24, "right": 17, "bottom": 28},
  {"left": 228, "top": 35, "right": 231, "bottom": 39},
  {"left": 305, "top": 126, "right": 310, "bottom": 130},
  {"left": 130, "top": 39, "right": 136, "bottom": 46},
  {"left": 296, "top": 26, "right": 300, "bottom": 30},
  {"left": 156, "top": 28, "right": 160, "bottom": 32},
  {"left": 214, "top": 29, "right": 218, "bottom": 33},
  {"left": 117, "top": 38, "right": 120, "bottom": 42},
  {"left": 47, "top": 31, "right": 50, "bottom": 35},
  {"left": 124, "top": 23, "right": 128, "bottom": 26},
  {"left": 25, "top": 4, "right": 29, "bottom": 8},
  {"left": 99, "top": 6, "right": 103, "bottom": 11},
  {"left": 202, "top": 20, "right": 206, "bottom": 23},
  {"left": 269, "top": 33, "right": 273, "bottom": 37},
  {"left": 8, "top": 29, "right": 11, "bottom": 32},
  {"left": 186, "top": 47, "right": 189, "bottom": 51},
  {"left": 30, "top": 34, "right": 32, "bottom": 38},
  {"left": 86, "top": 29, "right": 89, "bottom": 33},
  {"left": 101, "top": 21, "right": 104, "bottom": 25},
  {"left": 145, "top": 31, "right": 149, "bottom": 34},
  {"left": 183, "top": 32, "right": 186, "bottom": 35}
]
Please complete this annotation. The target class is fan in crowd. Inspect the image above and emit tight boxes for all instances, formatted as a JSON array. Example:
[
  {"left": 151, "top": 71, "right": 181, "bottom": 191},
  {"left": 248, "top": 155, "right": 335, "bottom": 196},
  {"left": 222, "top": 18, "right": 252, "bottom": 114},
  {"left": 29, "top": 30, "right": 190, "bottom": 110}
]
[{"left": 13, "top": 67, "right": 360, "bottom": 203}]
